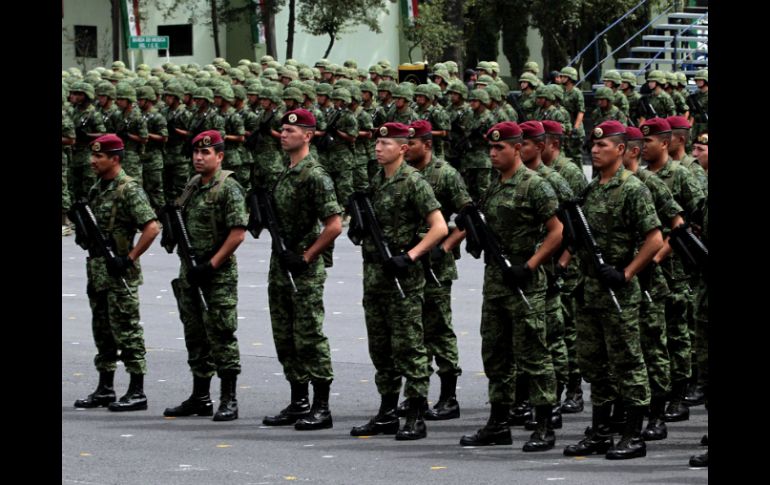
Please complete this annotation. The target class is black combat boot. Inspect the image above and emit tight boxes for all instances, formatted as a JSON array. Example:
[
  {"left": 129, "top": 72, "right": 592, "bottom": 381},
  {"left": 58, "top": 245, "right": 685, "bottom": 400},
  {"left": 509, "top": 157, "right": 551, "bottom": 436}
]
[
  {"left": 212, "top": 372, "right": 238, "bottom": 421},
  {"left": 610, "top": 397, "right": 627, "bottom": 433},
  {"left": 606, "top": 405, "right": 647, "bottom": 459},
  {"left": 523, "top": 405, "right": 556, "bottom": 452},
  {"left": 425, "top": 374, "right": 461, "bottom": 420},
  {"left": 641, "top": 395, "right": 667, "bottom": 441},
  {"left": 74, "top": 371, "right": 116, "bottom": 408},
  {"left": 689, "top": 451, "right": 708, "bottom": 467},
  {"left": 395, "top": 397, "right": 427, "bottom": 440},
  {"left": 263, "top": 381, "right": 311, "bottom": 426},
  {"left": 561, "top": 373, "right": 584, "bottom": 413},
  {"left": 563, "top": 403, "right": 614, "bottom": 456},
  {"left": 395, "top": 398, "right": 410, "bottom": 417},
  {"left": 351, "top": 393, "right": 401, "bottom": 436},
  {"left": 163, "top": 375, "right": 213, "bottom": 417},
  {"left": 508, "top": 374, "right": 532, "bottom": 426},
  {"left": 525, "top": 383, "right": 563, "bottom": 430},
  {"left": 460, "top": 403, "right": 513, "bottom": 446},
  {"left": 108, "top": 373, "right": 148, "bottom": 412},
  {"left": 295, "top": 380, "right": 333, "bottom": 430},
  {"left": 663, "top": 379, "right": 690, "bottom": 422}
]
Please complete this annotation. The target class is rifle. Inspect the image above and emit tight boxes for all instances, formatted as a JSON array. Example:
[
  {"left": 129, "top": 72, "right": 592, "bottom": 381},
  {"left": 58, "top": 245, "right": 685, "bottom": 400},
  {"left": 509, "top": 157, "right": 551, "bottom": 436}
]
[
  {"left": 159, "top": 204, "right": 209, "bottom": 310},
  {"left": 245, "top": 109, "right": 275, "bottom": 151},
  {"left": 347, "top": 191, "right": 406, "bottom": 298},
  {"left": 639, "top": 94, "right": 657, "bottom": 120},
  {"left": 506, "top": 92, "right": 529, "bottom": 122},
  {"left": 245, "top": 187, "right": 298, "bottom": 293},
  {"left": 448, "top": 108, "right": 472, "bottom": 158},
  {"left": 559, "top": 200, "right": 622, "bottom": 314},
  {"left": 314, "top": 107, "right": 341, "bottom": 153},
  {"left": 668, "top": 223, "right": 708, "bottom": 277},
  {"left": 686, "top": 93, "right": 708, "bottom": 122},
  {"left": 182, "top": 111, "right": 211, "bottom": 156},
  {"left": 75, "top": 114, "right": 92, "bottom": 145},
  {"left": 68, "top": 199, "right": 132, "bottom": 292},
  {"left": 455, "top": 203, "right": 531, "bottom": 309}
]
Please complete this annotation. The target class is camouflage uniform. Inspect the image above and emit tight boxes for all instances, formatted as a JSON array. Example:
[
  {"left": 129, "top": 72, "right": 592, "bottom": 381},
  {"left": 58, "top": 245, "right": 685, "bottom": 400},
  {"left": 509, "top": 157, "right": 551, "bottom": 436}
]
[
  {"left": 479, "top": 166, "right": 558, "bottom": 406},
  {"left": 171, "top": 168, "right": 248, "bottom": 378},
  {"left": 138, "top": 90, "right": 167, "bottom": 212},
  {"left": 62, "top": 109, "right": 75, "bottom": 212},
  {"left": 562, "top": 84, "right": 586, "bottom": 163},
  {"left": 162, "top": 95, "right": 193, "bottom": 202},
  {"left": 648, "top": 91, "right": 676, "bottom": 118},
  {"left": 219, "top": 105, "right": 248, "bottom": 188},
  {"left": 70, "top": 91, "right": 106, "bottom": 201},
  {"left": 112, "top": 85, "right": 148, "bottom": 183},
  {"left": 234, "top": 91, "right": 259, "bottom": 193},
  {"left": 353, "top": 105, "right": 374, "bottom": 192},
  {"left": 591, "top": 89, "right": 629, "bottom": 126},
  {"left": 676, "top": 153, "right": 708, "bottom": 196},
  {"left": 462, "top": 90, "right": 496, "bottom": 202},
  {"left": 362, "top": 162, "right": 441, "bottom": 399},
  {"left": 251, "top": 94, "right": 285, "bottom": 191},
  {"left": 321, "top": 97, "right": 358, "bottom": 207},
  {"left": 269, "top": 154, "right": 342, "bottom": 385},
  {"left": 415, "top": 102, "right": 450, "bottom": 159},
  {"left": 86, "top": 169, "right": 156, "bottom": 375}
]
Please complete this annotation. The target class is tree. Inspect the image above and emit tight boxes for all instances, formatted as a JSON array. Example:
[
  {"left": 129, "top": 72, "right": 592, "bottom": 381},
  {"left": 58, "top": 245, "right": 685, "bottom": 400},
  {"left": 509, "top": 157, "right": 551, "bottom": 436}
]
[
  {"left": 463, "top": 0, "right": 502, "bottom": 73},
  {"left": 400, "top": 0, "right": 461, "bottom": 63},
  {"left": 500, "top": 0, "right": 529, "bottom": 79},
  {"left": 441, "top": 0, "right": 466, "bottom": 70},
  {"left": 297, "top": 0, "right": 387, "bottom": 58}
]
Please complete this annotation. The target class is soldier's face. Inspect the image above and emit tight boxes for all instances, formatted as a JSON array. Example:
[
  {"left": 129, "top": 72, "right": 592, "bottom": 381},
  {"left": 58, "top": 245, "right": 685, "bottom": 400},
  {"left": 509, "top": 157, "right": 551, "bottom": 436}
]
[
  {"left": 248, "top": 94, "right": 258, "bottom": 105},
  {"left": 116, "top": 99, "right": 130, "bottom": 110},
  {"left": 450, "top": 93, "right": 461, "bottom": 105},
  {"left": 90, "top": 152, "right": 119, "bottom": 178},
  {"left": 536, "top": 97, "right": 545, "bottom": 107},
  {"left": 647, "top": 81, "right": 657, "bottom": 90},
  {"left": 97, "top": 95, "right": 111, "bottom": 107},
  {"left": 692, "top": 144, "right": 708, "bottom": 170},
  {"left": 620, "top": 82, "right": 631, "bottom": 91},
  {"left": 641, "top": 135, "right": 667, "bottom": 162},
  {"left": 375, "top": 138, "right": 407, "bottom": 166},
  {"left": 591, "top": 138, "right": 624, "bottom": 169},
  {"left": 696, "top": 80, "right": 705, "bottom": 88},
  {"left": 415, "top": 95, "right": 429, "bottom": 107},
  {"left": 520, "top": 139, "right": 542, "bottom": 164},
  {"left": 488, "top": 141, "right": 517, "bottom": 170},
  {"left": 281, "top": 124, "right": 312, "bottom": 152},
  {"left": 192, "top": 147, "right": 224, "bottom": 175},
  {"left": 334, "top": 99, "right": 345, "bottom": 109},
  {"left": 261, "top": 98, "right": 273, "bottom": 109},
  {"left": 213, "top": 96, "right": 223, "bottom": 107},
  {"left": 395, "top": 98, "right": 408, "bottom": 109},
  {"left": 406, "top": 138, "right": 428, "bottom": 163},
  {"left": 470, "top": 100, "right": 481, "bottom": 111},
  {"left": 598, "top": 99, "right": 610, "bottom": 109},
  {"left": 603, "top": 81, "right": 613, "bottom": 89}
]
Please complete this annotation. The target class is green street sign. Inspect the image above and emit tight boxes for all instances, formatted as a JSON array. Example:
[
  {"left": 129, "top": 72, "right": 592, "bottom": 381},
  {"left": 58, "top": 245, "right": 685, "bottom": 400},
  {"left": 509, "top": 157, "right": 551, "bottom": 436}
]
[{"left": 128, "top": 36, "right": 169, "bottom": 50}]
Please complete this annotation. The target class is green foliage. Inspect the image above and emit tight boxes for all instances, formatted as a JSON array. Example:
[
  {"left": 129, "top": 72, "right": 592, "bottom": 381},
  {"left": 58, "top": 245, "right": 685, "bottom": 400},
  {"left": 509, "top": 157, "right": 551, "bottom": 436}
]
[
  {"left": 297, "top": 0, "right": 387, "bottom": 57},
  {"left": 400, "top": 0, "right": 462, "bottom": 63}
]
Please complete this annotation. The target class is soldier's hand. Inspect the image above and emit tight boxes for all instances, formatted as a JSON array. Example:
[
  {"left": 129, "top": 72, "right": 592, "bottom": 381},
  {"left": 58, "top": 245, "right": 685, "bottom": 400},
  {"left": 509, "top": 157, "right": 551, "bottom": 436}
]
[
  {"left": 598, "top": 263, "right": 627, "bottom": 289},
  {"left": 278, "top": 250, "right": 309, "bottom": 274},
  {"left": 502, "top": 263, "right": 531, "bottom": 288},
  {"left": 106, "top": 255, "right": 134, "bottom": 277},
  {"left": 430, "top": 244, "right": 446, "bottom": 261},
  {"left": 384, "top": 253, "right": 414, "bottom": 279},
  {"left": 187, "top": 261, "right": 215, "bottom": 286}
]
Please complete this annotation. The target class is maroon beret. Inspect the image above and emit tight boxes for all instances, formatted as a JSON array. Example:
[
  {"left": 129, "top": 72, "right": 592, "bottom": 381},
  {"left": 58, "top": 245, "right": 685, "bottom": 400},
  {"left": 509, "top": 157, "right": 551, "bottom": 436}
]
[
  {"left": 192, "top": 130, "right": 224, "bottom": 148},
  {"left": 486, "top": 121, "right": 522, "bottom": 142},
  {"left": 519, "top": 120, "right": 546, "bottom": 139},
  {"left": 693, "top": 132, "right": 708, "bottom": 146},
  {"left": 408, "top": 119, "right": 433, "bottom": 138},
  {"left": 541, "top": 120, "right": 564, "bottom": 136},
  {"left": 376, "top": 122, "right": 411, "bottom": 139},
  {"left": 639, "top": 117, "right": 672, "bottom": 136},
  {"left": 625, "top": 126, "right": 643, "bottom": 141},
  {"left": 666, "top": 115, "right": 691, "bottom": 130},
  {"left": 90, "top": 134, "right": 124, "bottom": 153},
  {"left": 281, "top": 108, "right": 316, "bottom": 128},
  {"left": 591, "top": 120, "right": 626, "bottom": 140}
]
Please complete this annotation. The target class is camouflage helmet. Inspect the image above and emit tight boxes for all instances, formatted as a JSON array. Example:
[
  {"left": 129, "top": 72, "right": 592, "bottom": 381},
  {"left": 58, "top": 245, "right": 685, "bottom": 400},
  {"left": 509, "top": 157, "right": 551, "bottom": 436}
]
[
  {"left": 248, "top": 63, "right": 262, "bottom": 76},
  {"left": 559, "top": 66, "right": 579, "bottom": 82},
  {"left": 62, "top": 70, "right": 70, "bottom": 80},
  {"left": 335, "top": 78, "right": 354, "bottom": 90},
  {"left": 311, "top": 67, "right": 321, "bottom": 79},
  {"left": 287, "top": 80, "right": 305, "bottom": 90},
  {"left": 213, "top": 84, "right": 235, "bottom": 102},
  {"left": 260, "top": 55, "right": 275, "bottom": 64},
  {"left": 136, "top": 85, "right": 156, "bottom": 101},
  {"left": 693, "top": 69, "right": 708, "bottom": 82},
  {"left": 238, "top": 59, "right": 252, "bottom": 67},
  {"left": 68, "top": 67, "right": 83, "bottom": 78},
  {"left": 431, "top": 62, "right": 447, "bottom": 73},
  {"left": 378, "top": 58, "right": 392, "bottom": 68},
  {"left": 476, "top": 61, "right": 492, "bottom": 73},
  {"left": 216, "top": 60, "right": 232, "bottom": 70},
  {"left": 232, "top": 84, "right": 247, "bottom": 100},
  {"left": 428, "top": 83, "right": 443, "bottom": 99},
  {"left": 103, "top": 70, "right": 125, "bottom": 82},
  {"left": 315, "top": 82, "right": 333, "bottom": 96},
  {"left": 664, "top": 71, "right": 678, "bottom": 85},
  {"left": 203, "top": 64, "right": 218, "bottom": 73},
  {"left": 360, "top": 80, "right": 378, "bottom": 95},
  {"left": 229, "top": 67, "right": 246, "bottom": 82},
  {"left": 433, "top": 69, "right": 451, "bottom": 84},
  {"left": 535, "top": 84, "right": 554, "bottom": 101},
  {"left": 282, "top": 86, "right": 304, "bottom": 103},
  {"left": 263, "top": 86, "right": 283, "bottom": 104},
  {"left": 382, "top": 67, "right": 398, "bottom": 79},
  {"left": 95, "top": 81, "right": 116, "bottom": 98},
  {"left": 357, "top": 67, "right": 368, "bottom": 78},
  {"left": 594, "top": 86, "right": 614, "bottom": 100},
  {"left": 376, "top": 80, "right": 396, "bottom": 94},
  {"left": 675, "top": 72, "right": 687, "bottom": 87},
  {"left": 444, "top": 60, "right": 459, "bottom": 75},
  {"left": 331, "top": 87, "right": 352, "bottom": 104},
  {"left": 115, "top": 82, "right": 137, "bottom": 102},
  {"left": 145, "top": 77, "right": 163, "bottom": 94},
  {"left": 468, "top": 88, "right": 490, "bottom": 104},
  {"left": 484, "top": 84, "right": 502, "bottom": 102},
  {"left": 299, "top": 67, "right": 314, "bottom": 80},
  {"left": 646, "top": 70, "right": 666, "bottom": 83},
  {"left": 446, "top": 80, "right": 468, "bottom": 99},
  {"left": 279, "top": 67, "right": 299, "bottom": 81},
  {"left": 519, "top": 72, "right": 539, "bottom": 86},
  {"left": 267, "top": 60, "right": 282, "bottom": 70},
  {"left": 348, "top": 85, "right": 363, "bottom": 104},
  {"left": 299, "top": 82, "right": 316, "bottom": 100},
  {"left": 368, "top": 64, "right": 383, "bottom": 75},
  {"left": 475, "top": 74, "right": 495, "bottom": 86},
  {"left": 246, "top": 81, "right": 263, "bottom": 95},
  {"left": 414, "top": 83, "right": 434, "bottom": 101},
  {"left": 344, "top": 58, "right": 358, "bottom": 68},
  {"left": 285, "top": 58, "right": 299, "bottom": 67},
  {"left": 602, "top": 70, "right": 622, "bottom": 85},
  {"left": 620, "top": 71, "right": 638, "bottom": 87},
  {"left": 70, "top": 81, "right": 95, "bottom": 100},
  {"left": 111, "top": 60, "right": 126, "bottom": 70},
  {"left": 167, "top": 64, "right": 182, "bottom": 75},
  {"left": 549, "top": 83, "right": 564, "bottom": 102},
  {"left": 181, "top": 79, "right": 198, "bottom": 95},
  {"left": 262, "top": 67, "right": 279, "bottom": 81},
  {"left": 192, "top": 86, "right": 214, "bottom": 102},
  {"left": 488, "top": 61, "right": 500, "bottom": 75},
  {"left": 392, "top": 84, "right": 414, "bottom": 100},
  {"left": 315, "top": 58, "right": 331, "bottom": 69},
  {"left": 164, "top": 82, "right": 185, "bottom": 99},
  {"left": 523, "top": 61, "right": 540, "bottom": 75}
]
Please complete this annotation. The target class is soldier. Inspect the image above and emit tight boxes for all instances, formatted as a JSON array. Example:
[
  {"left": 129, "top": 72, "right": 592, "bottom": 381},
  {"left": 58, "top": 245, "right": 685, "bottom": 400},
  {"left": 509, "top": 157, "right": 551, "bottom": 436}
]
[
  {"left": 162, "top": 83, "right": 193, "bottom": 202},
  {"left": 690, "top": 70, "right": 708, "bottom": 139},
  {"left": 111, "top": 83, "right": 148, "bottom": 182},
  {"left": 459, "top": 121, "right": 563, "bottom": 452},
  {"left": 321, "top": 88, "right": 359, "bottom": 208},
  {"left": 602, "top": 70, "right": 630, "bottom": 119},
  {"left": 639, "top": 118, "right": 705, "bottom": 424},
  {"left": 620, "top": 72, "right": 643, "bottom": 127},
  {"left": 463, "top": 89, "right": 496, "bottom": 202},
  {"left": 414, "top": 84, "right": 450, "bottom": 159},
  {"left": 251, "top": 87, "right": 285, "bottom": 191},
  {"left": 359, "top": 81, "right": 380, "bottom": 179},
  {"left": 349, "top": 86, "right": 374, "bottom": 193},
  {"left": 558, "top": 67, "right": 586, "bottom": 165},
  {"left": 163, "top": 130, "right": 248, "bottom": 422},
  {"left": 368, "top": 64, "right": 383, "bottom": 85},
  {"left": 622, "top": 126, "right": 683, "bottom": 442},
  {"left": 518, "top": 72, "right": 540, "bottom": 120},
  {"left": 691, "top": 131, "right": 708, "bottom": 173},
  {"left": 665, "top": 72, "right": 689, "bottom": 118},
  {"left": 537, "top": 85, "right": 572, "bottom": 136},
  {"left": 563, "top": 121, "right": 663, "bottom": 460},
  {"left": 350, "top": 122, "right": 448, "bottom": 441},
  {"left": 484, "top": 85, "right": 510, "bottom": 123},
  {"left": 136, "top": 86, "right": 167, "bottom": 213},
  {"left": 95, "top": 82, "right": 118, "bottom": 133},
  {"left": 666, "top": 116, "right": 708, "bottom": 193},
  {"left": 376, "top": 81, "right": 396, "bottom": 121},
  {"left": 387, "top": 85, "right": 418, "bottom": 124},
  {"left": 62, "top": 94, "right": 76, "bottom": 236},
  {"left": 400, "top": 119, "right": 471, "bottom": 420},
  {"left": 261, "top": 109, "right": 344, "bottom": 430},
  {"left": 645, "top": 71, "right": 676, "bottom": 118},
  {"left": 444, "top": 80, "right": 472, "bottom": 171},
  {"left": 523, "top": 61, "right": 541, "bottom": 81},
  {"left": 232, "top": 84, "right": 258, "bottom": 193},
  {"left": 69, "top": 81, "right": 106, "bottom": 202},
  {"left": 591, "top": 87, "right": 628, "bottom": 126},
  {"left": 213, "top": 84, "right": 248, "bottom": 189},
  {"left": 73, "top": 134, "right": 160, "bottom": 412}
]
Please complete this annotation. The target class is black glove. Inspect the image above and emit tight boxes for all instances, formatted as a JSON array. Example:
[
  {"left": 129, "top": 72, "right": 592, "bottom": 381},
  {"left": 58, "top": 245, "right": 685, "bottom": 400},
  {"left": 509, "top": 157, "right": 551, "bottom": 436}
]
[
  {"left": 384, "top": 253, "right": 414, "bottom": 279},
  {"left": 598, "top": 263, "right": 627, "bottom": 289},
  {"left": 555, "top": 263, "right": 569, "bottom": 280},
  {"left": 106, "top": 255, "right": 134, "bottom": 277},
  {"left": 429, "top": 244, "right": 446, "bottom": 261},
  {"left": 502, "top": 263, "right": 531, "bottom": 288},
  {"left": 187, "top": 261, "right": 215, "bottom": 286},
  {"left": 278, "top": 250, "right": 309, "bottom": 274}
]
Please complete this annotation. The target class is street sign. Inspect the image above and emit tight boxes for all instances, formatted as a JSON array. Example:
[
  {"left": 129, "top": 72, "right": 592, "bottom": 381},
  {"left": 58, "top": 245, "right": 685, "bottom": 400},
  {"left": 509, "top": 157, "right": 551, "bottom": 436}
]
[{"left": 128, "top": 35, "right": 169, "bottom": 50}]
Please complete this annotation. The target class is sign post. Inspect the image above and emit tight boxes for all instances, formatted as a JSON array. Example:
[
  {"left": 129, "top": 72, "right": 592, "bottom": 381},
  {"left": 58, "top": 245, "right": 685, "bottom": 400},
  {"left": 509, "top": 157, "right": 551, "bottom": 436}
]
[{"left": 128, "top": 35, "right": 171, "bottom": 68}]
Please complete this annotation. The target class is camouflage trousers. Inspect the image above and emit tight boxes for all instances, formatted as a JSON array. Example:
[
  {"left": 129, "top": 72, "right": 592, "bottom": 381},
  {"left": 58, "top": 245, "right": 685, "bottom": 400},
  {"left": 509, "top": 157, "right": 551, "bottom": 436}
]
[
  {"left": 363, "top": 291, "right": 430, "bottom": 398},
  {"left": 141, "top": 151, "right": 165, "bottom": 212},
  {"left": 252, "top": 149, "right": 285, "bottom": 191},
  {"left": 171, "top": 278, "right": 241, "bottom": 378},
  {"left": 322, "top": 149, "right": 355, "bottom": 210},
  {"left": 62, "top": 150, "right": 71, "bottom": 211},
  {"left": 70, "top": 149, "right": 97, "bottom": 202},
  {"left": 423, "top": 282, "right": 461, "bottom": 377},
  {"left": 122, "top": 151, "right": 143, "bottom": 186},
  {"left": 461, "top": 167, "right": 492, "bottom": 203},
  {"left": 367, "top": 158, "right": 379, "bottom": 184},
  {"left": 223, "top": 151, "right": 251, "bottom": 193},
  {"left": 163, "top": 153, "right": 190, "bottom": 203},
  {"left": 639, "top": 295, "right": 671, "bottom": 397},
  {"left": 576, "top": 303, "right": 651, "bottom": 407},
  {"left": 560, "top": 283, "right": 581, "bottom": 378},
  {"left": 664, "top": 280, "right": 693, "bottom": 382},
  {"left": 352, "top": 153, "right": 370, "bottom": 194},
  {"left": 480, "top": 291, "right": 556, "bottom": 406},
  {"left": 268, "top": 276, "right": 334, "bottom": 384},
  {"left": 87, "top": 282, "right": 147, "bottom": 375},
  {"left": 544, "top": 291, "right": 569, "bottom": 385},
  {"left": 563, "top": 129, "right": 585, "bottom": 165},
  {"left": 693, "top": 281, "right": 708, "bottom": 398}
]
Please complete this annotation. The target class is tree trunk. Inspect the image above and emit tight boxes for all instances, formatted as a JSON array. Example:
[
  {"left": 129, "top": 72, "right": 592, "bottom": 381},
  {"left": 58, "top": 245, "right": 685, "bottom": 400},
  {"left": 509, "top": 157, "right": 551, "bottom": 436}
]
[
  {"left": 210, "top": 0, "right": 221, "bottom": 58},
  {"left": 265, "top": 0, "right": 277, "bottom": 59},
  {"left": 286, "top": 0, "right": 295, "bottom": 59},
  {"left": 323, "top": 32, "right": 335, "bottom": 58},
  {"left": 442, "top": 0, "right": 464, "bottom": 71},
  {"left": 111, "top": 0, "right": 121, "bottom": 61}
]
